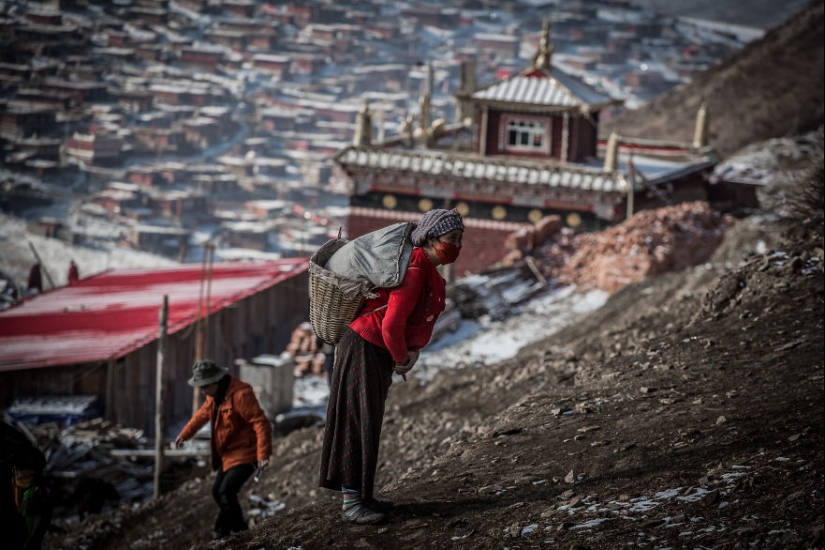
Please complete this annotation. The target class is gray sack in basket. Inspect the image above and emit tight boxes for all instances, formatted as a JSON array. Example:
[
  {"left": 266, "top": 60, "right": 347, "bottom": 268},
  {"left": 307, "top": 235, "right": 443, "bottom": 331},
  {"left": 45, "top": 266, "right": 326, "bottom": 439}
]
[{"left": 324, "top": 222, "right": 415, "bottom": 298}]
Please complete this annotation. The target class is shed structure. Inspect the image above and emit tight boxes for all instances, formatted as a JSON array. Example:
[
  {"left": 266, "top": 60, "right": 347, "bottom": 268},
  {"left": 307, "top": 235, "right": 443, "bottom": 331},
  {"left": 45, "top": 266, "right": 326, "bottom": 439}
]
[{"left": 0, "top": 259, "right": 309, "bottom": 434}]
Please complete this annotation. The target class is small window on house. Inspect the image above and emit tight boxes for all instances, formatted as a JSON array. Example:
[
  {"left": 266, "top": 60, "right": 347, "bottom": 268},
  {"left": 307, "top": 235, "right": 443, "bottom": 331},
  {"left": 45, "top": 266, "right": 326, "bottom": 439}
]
[{"left": 505, "top": 119, "right": 546, "bottom": 151}]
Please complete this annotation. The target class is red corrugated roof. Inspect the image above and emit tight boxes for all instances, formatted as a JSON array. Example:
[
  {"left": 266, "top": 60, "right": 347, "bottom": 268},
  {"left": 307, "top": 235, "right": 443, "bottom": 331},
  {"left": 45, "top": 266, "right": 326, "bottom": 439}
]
[{"left": 0, "top": 259, "right": 308, "bottom": 372}]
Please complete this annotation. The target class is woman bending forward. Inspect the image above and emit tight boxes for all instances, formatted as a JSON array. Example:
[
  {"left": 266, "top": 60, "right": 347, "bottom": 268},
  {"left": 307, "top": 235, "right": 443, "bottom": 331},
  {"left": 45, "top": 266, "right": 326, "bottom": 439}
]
[{"left": 318, "top": 208, "right": 465, "bottom": 524}]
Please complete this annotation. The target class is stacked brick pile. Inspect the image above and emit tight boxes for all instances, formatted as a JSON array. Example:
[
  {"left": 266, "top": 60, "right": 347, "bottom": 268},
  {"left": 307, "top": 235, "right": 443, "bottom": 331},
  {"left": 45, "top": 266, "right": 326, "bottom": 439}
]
[
  {"left": 532, "top": 201, "right": 735, "bottom": 294},
  {"left": 501, "top": 215, "right": 564, "bottom": 266},
  {"left": 285, "top": 322, "right": 327, "bottom": 377}
]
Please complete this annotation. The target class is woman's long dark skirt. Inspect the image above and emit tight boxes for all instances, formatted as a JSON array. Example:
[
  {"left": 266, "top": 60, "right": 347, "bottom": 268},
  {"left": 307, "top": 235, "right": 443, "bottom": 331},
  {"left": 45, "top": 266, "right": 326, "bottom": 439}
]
[{"left": 318, "top": 328, "right": 394, "bottom": 501}]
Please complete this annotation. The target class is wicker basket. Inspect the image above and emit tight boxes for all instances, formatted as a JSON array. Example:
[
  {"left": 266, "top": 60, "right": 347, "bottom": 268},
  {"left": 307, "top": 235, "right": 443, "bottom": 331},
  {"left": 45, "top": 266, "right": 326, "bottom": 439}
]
[{"left": 308, "top": 238, "right": 366, "bottom": 345}]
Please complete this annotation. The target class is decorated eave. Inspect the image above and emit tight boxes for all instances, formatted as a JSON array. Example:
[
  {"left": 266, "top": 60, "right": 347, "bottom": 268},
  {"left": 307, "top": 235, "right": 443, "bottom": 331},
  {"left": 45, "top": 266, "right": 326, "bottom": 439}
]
[
  {"left": 335, "top": 147, "right": 626, "bottom": 191},
  {"left": 334, "top": 146, "right": 631, "bottom": 212},
  {"left": 463, "top": 21, "right": 622, "bottom": 114},
  {"left": 334, "top": 138, "right": 719, "bottom": 222}
]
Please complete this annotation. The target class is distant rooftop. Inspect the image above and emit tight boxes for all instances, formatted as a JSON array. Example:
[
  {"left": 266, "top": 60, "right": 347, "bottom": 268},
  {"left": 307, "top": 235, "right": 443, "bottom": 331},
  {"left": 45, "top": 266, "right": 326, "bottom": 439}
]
[
  {"left": 0, "top": 259, "right": 308, "bottom": 371},
  {"left": 471, "top": 69, "right": 618, "bottom": 111}
]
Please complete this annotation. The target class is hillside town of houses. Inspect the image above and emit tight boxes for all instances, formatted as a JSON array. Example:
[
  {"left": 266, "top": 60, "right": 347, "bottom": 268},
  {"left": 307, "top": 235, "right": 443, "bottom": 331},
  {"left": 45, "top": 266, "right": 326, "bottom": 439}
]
[
  {"left": 0, "top": 0, "right": 762, "bottom": 268},
  {"left": 0, "top": 0, "right": 783, "bottom": 473}
]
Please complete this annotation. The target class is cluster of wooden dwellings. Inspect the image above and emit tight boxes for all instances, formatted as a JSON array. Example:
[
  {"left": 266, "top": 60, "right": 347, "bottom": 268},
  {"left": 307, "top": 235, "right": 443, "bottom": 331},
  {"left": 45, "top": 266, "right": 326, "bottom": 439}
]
[
  {"left": 0, "top": 0, "right": 559, "bottom": 174},
  {"left": 0, "top": 0, "right": 431, "bottom": 81},
  {"left": 0, "top": 78, "right": 238, "bottom": 165},
  {"left": 73, "top": 161, "right": 302, "bottom": 254},
  {"left": 1, "top": 69, "right": 377, "bottom": 177}
]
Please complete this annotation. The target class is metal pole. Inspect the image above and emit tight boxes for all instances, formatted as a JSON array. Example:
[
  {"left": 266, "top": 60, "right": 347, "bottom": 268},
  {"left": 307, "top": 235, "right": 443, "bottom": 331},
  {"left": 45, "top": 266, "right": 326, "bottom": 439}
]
[
  {"left": 195, "top": 245, "right": 208, "bottom": 358},
  {"left": 193, "top": 245, "right": 208, "bottom": 415},
  {"left": 153, "top": 295, "right": 168, "bottom": 499},
  {"left": 203, "top": 243, "right": 215, "bottom": 360},
  {"left": 626, "top": 156, "right": 635, "bottom": 220}
]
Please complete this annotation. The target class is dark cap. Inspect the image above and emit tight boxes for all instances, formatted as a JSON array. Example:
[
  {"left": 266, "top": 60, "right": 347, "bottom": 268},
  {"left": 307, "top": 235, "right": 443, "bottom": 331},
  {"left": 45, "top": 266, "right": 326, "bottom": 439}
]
[{"left": 188, "top": 359, "right": 228, "bottom": 387}]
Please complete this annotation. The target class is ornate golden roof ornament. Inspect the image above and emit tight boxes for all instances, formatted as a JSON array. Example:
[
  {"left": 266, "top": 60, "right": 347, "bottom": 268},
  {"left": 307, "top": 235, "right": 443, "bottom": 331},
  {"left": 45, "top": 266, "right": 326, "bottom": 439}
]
[
  {"left": 603, "top": 131, "right": 620, "bottom": 172},
  {"left": 353, "top": 99, "right": 371, "bottom": 147},
  {"left": 419, "top": 92, "right": 431, "bottom": 132},
  {"left": 531, "top": 20, "right": 554, "bottom": 71}
]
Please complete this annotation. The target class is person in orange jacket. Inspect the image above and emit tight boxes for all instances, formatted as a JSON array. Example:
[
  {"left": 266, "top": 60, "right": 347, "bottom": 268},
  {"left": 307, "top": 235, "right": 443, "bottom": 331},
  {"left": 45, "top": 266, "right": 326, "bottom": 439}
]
[{"left": 175, "top": 360, "right": 272, "bottom": 540}]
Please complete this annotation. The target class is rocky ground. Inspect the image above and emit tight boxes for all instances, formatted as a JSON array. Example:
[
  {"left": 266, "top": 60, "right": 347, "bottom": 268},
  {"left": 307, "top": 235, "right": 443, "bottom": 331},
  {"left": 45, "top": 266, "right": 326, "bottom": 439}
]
[
  {"left": 10, "top": 4, "right": 825, "bottom": 547},
  {"left": 40, "top": 131, "right": 824, "bottom": 549}
]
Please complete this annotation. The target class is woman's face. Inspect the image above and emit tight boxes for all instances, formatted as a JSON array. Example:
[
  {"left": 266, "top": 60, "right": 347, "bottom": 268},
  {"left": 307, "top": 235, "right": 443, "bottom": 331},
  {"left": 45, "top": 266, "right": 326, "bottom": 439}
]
[
  {"left": 439, "top": 229, "right": 463, "bottom": 247},
  {"left": 429, "top": 229, "right": 464, "bottom": 265}
]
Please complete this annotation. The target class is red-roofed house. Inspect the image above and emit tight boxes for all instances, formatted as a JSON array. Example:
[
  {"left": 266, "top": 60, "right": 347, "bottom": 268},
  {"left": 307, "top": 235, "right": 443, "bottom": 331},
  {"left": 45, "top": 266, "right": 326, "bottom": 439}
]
[
  {"left": 0, "top": 259, "right": 309, "bottom": 434},
  {"left": 221, "top": 0, "right": 255, "bottom": 18}
]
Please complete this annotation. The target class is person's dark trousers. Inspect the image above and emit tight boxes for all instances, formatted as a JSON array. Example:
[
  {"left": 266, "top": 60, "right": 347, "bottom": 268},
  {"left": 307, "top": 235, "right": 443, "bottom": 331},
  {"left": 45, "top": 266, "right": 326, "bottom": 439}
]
[{"left": 212, "top": 463, "right": 255, "bottom": 536}]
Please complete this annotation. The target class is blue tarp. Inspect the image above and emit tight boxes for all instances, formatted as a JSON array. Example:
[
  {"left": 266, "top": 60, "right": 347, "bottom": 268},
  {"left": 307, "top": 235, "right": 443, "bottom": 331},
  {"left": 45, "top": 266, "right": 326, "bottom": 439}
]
[{"left": 5, "top": 395, "right": 103, "bottom": 426}]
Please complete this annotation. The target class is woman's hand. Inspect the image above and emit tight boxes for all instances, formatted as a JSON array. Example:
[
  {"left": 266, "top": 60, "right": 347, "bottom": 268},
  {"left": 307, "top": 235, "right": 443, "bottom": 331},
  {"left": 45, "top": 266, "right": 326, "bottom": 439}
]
[
  {"left": 174, "top": 436, "right": 185, "bottom": 449},
  {"left": 394, "top": 350, "right": 420, "bottom": 375}
]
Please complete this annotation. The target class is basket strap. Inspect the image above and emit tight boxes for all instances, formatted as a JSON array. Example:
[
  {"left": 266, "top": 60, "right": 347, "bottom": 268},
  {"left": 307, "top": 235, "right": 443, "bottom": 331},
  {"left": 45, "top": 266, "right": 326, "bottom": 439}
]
[{"left": 359, "top": 304, "right": 388, "bottom": 317}]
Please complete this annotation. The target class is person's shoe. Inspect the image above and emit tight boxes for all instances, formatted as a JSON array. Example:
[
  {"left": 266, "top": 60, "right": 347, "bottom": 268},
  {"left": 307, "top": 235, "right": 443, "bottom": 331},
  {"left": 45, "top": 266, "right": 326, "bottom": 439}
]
[
  {"left": 341, "top": 505, "right": 386, "bottom": 525},
  {"left": 363, "top": 498, "right": 394, "bottom": 512},
  {"left": 212, "top": 530, "right": 228, "bottom": 540}
]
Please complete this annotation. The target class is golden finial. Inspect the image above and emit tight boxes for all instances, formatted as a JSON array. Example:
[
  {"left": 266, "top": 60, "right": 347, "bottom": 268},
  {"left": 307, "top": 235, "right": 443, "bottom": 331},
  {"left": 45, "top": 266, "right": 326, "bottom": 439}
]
[{"left": 532, "top": 21, "right": 554, "bottom": 71}]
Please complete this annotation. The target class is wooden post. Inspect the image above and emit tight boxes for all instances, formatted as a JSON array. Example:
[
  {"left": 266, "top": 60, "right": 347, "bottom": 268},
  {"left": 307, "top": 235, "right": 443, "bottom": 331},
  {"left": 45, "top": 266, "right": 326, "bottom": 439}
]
[
  {"left": 626, "top": 156, "right": 635, "bottom": 220},
  {"left": 27, "top": 241, "right": 56, "bottom": 289},
  {"left": 105, "top": 359, "right": 115, "bottom": 423},
  {"left": 561, "top": 113, "right": 569, "bottom": 162},
  {"left": 203, "top": 243, "right": 215, "bottom": 360},
  {"left": 479, "top": 106, "right": 488, "bottom": 155},
  {"left": 192, "top": 245, "right": 208, "bottom": 416},
  {"left": 154, "top": 295, "right": 168, "bottom": 499},
  {"left": 524, "top": 256, "right": 548, "bottom": 288}
]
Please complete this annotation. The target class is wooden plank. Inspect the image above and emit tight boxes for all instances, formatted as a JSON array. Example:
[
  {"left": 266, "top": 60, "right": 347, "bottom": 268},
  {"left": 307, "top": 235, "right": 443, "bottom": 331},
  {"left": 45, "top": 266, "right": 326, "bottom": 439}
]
[
  {"left": 154, "top": 295, "right": 168, "bottom": 499},
  {"left": 105, "top": 359, "right": 115, "bottom": 423},
  {"left": 110, "top": 448, "right": 209, "bottom": 457}
]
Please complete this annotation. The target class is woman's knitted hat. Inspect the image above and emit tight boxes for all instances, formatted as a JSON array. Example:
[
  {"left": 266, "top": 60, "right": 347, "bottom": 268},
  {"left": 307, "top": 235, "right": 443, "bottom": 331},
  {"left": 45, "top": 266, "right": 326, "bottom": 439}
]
[{"left": 411, "top": 208, "right": 465, "bottom": 246}]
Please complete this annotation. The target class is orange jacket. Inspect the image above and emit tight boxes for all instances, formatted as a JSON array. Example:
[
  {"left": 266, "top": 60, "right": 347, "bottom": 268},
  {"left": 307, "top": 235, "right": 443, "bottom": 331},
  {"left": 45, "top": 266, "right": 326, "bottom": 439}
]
[{"left": 177, "top": 376, "right": 272, "bottom": 472}]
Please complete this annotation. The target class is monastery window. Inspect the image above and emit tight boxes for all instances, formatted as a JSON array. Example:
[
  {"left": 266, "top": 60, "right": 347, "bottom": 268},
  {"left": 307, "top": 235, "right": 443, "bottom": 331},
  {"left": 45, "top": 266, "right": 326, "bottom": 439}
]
[{"left": 503, "top": 117, "right": 549, "bottom": 153}]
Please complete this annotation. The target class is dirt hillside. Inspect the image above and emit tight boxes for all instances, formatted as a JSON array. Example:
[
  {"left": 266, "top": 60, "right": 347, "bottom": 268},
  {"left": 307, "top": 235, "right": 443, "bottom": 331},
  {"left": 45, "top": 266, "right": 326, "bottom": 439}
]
[
  {"left": 627, "top": 0, "right": 810, "bottom": 28},
  {"left": 34, "top": 6, "right": 825, "bottom": 546},
  {"left": 604, "top": 1, "right": 825, "bottom": 157},
  {"left": 39, "top": 130, "right": 824, "bottom": 550}
]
